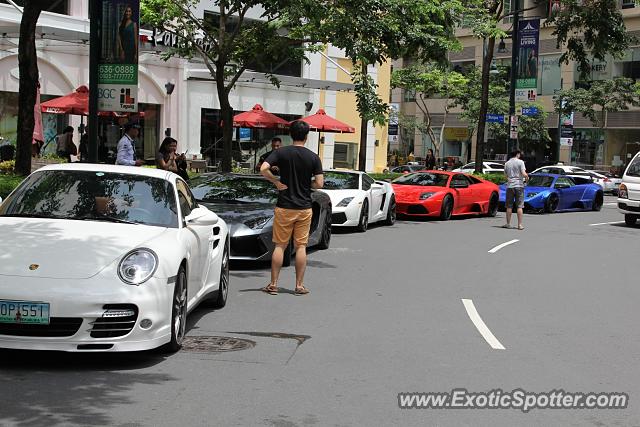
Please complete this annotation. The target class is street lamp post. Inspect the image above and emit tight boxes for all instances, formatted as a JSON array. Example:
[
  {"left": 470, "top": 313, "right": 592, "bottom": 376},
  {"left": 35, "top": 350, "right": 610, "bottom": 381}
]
[{"left": 507, "top": 0, "right": 521, "bottom": 154}]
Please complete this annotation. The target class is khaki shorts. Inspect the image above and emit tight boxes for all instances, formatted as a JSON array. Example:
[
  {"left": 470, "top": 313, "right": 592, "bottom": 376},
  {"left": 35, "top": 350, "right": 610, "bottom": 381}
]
[{"left": 272, "top": 207, "right": 313, "bottom": 247}]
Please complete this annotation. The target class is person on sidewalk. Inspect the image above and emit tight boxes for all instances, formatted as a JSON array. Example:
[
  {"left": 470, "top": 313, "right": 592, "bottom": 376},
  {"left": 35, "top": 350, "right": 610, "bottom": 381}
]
[
  {"left": 425, "top": 148, "right": 436, "bottom": 170},
  {"left": 116, "top": 122, "right": 144, "bottom": 166},
  {"left": 503, "top": 150, "right": 529, "bottom": 230},
  {"left": 260, "top": 121, "right": 324, "bottom": 296},
  {"left": 55, "top": 126, "right": 77, "bottom": 163},
  {"left": 255, "top": 137, "right": 282, "bottom": 174},
  {"left": 156, "top": 136, "right": 189, "bottom": 182}
]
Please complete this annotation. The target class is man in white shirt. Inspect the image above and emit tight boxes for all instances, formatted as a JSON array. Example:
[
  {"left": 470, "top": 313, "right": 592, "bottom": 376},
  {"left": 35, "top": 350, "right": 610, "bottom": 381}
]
[
  {"left": 116, "top": 122, "right": 144, "bottom": 166},
  {"left": 503, "top": 150, "right": 529, "bottom": 230}
]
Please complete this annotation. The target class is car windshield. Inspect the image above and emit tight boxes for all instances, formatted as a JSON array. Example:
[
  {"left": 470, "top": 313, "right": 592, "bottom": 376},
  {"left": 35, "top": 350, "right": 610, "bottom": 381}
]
[
  {"left": 323, "top": 172, "right": 359, "bottom": 190},
  {"left": 627, "top": 156, "right": 640, "bottom": 177},
  {"left": 0, "top": 170, "right": 178, "bottom": 227},
  {"left": 393, "top": 173, "right": 449, "bottom": 187},
  {"left": 526, "top": 175, "right": 554, "bottom": 187},
  {"left": 190, "top": 175, "right": 278, "bottom": 203}
]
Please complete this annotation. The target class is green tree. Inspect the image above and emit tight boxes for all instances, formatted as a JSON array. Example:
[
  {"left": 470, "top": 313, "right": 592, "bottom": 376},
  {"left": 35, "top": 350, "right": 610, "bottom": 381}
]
[
  {"left": 15, "top": 0, "right": 50, "bottom": 176},
  {"left": 141, "top": 0, "right": 321, "bottom": 172},
  {"left": 323, "top": 0, "right": 464, "bottom": 171},
  {"left": 391, "top": 64, "right": 468, "bottom": 160},
  {"left": 554, "top": 77, "right": 640, "bottom": 130},
  {"left": 464, "top": 0, "right": 633, "bottom": 173}
]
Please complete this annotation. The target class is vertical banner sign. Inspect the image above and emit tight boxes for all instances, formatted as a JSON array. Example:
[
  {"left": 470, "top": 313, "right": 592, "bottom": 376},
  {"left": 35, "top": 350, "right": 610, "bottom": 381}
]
[
  {"left": 515, "top": 19, "right": 540, "bottom": 103},
  {"left": 97, "top": 0, "right": 139, "bottom": 112}
]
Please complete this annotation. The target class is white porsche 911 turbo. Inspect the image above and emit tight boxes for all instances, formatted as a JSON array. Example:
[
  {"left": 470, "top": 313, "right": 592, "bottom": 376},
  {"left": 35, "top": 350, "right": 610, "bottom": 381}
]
[
  {"left": 320, "top": 170, "right": 396, "bottom": 231},
  {"left": 0, "top": 164, "right": 229, "bottom": 353}
]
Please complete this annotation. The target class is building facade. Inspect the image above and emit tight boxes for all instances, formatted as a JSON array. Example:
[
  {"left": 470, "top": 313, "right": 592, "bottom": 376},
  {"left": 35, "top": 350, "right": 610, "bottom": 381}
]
[
  {"left": 0, "top": 0, "right": 390, "bottom": 172},
  {"left": 391, "top": 0, "right": 640, "bottom": 171}
]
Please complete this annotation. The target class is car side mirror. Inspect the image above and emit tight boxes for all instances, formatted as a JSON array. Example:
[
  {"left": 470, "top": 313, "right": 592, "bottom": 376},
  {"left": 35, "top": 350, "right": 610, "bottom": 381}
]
[
  {"left": 555, "top": 184, "right": 569, "bottom": 190},
  {"left": 186, "top": 206, "right": 219, "bottom": 226}
]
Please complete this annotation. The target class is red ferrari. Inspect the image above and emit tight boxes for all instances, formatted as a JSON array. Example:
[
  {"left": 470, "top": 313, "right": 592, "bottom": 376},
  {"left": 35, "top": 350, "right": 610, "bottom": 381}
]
[{"left": 392, "top": 171, "right": 500, "bottom": 220}]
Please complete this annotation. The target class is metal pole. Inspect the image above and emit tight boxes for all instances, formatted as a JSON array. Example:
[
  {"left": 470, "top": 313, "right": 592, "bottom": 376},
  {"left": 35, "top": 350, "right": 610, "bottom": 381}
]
[
  {"left": 508, "top": 0, "right": 521, "bottom": 153},
  {"left": 556, "top": 77, "right": 563, "bottom": 163},
  {"left": 88, "top": 1, "right": 100, "bottom": 163}
]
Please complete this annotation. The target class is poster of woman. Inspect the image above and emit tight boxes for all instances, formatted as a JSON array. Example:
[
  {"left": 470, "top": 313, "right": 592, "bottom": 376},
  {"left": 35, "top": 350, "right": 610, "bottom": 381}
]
[{"left": 116, "top": 4, "right": 138, "bottom": 64}]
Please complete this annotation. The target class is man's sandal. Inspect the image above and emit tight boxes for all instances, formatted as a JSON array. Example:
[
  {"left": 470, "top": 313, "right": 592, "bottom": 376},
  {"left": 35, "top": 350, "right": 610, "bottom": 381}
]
[
  {"left": 261, "top": 285, "right": 278, "bottom": 295},
  {"left": 294, "top": 286, "right": 310, "bottom": 295}
]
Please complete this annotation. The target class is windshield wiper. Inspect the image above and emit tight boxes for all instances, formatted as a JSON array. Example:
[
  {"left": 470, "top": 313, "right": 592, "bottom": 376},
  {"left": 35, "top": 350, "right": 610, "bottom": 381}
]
[
  {"left": 75, "top": 215, "right": 138, "bottom": 225},
  {"left": 0, "top": 213, "right": 65, "bottom": 219}
]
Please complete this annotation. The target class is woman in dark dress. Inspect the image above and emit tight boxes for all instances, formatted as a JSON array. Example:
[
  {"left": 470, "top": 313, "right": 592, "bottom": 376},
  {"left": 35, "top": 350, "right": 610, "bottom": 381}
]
[
  {"left": 425, "top": 148, "right": 436, "bottom": 170},
  {"left": 117, "top": 6, "right": 138, "bottom": 63}
]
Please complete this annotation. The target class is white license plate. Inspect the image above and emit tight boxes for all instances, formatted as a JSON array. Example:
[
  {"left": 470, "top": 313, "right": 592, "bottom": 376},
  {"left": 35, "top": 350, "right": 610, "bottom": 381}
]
[{"left": 0, "top": 300, "right": 50, "bottom": 324}]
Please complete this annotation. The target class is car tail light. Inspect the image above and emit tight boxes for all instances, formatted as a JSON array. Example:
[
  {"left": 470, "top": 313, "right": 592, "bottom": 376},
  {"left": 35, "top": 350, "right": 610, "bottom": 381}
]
[{"left": 619, "top": 184, "right": 628, "bottom": 199}]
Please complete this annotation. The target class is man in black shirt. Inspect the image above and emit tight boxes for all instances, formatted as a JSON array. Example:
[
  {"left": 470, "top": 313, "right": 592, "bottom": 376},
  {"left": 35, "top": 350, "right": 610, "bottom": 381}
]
[
  {"left": 255, "top": 137, "right": 282, "bottom": 173},
  {"left": 260, "top": 121, "right": 324, "bottom": 295}
]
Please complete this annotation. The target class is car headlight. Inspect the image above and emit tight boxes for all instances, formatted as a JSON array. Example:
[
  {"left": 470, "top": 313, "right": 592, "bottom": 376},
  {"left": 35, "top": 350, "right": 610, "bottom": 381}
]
[
  {"left": 419, "top": 192, "right": 435, "bottom": 200},
  {"left": 619, "top": 184, "right": 628, "bottom": 199},
  {"left": 337, "top": 197, "right": 354, "bottom": 207},
  {"left": 527, "top": 192, "right": 539, "bottom": 198},
  {"left": 118, "top": 248, "right": 158, "bottom": 285},
  {"left": 244, "top": 216, "right": 271, "bottom": 230}
]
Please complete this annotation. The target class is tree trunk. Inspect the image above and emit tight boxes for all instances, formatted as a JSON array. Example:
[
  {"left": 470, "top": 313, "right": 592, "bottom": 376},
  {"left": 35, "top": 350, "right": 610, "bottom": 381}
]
[
  {"left": 15, "top": 2, "right": 45, "bottom": 176},
  {"left": 216, "top": 70, "right": 233, "bottom": 173},
  {"left": 475, "top": 37, "right": 496, "bottom": 174},
  {"left": 357, "top": 63, "right": 369, "bottom": 172}
]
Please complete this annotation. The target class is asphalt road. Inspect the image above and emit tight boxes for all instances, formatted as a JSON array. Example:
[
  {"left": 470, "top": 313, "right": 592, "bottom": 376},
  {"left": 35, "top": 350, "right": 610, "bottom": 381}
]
[{"left": 1, "top": 195, "right": 639, "bottom": 426}]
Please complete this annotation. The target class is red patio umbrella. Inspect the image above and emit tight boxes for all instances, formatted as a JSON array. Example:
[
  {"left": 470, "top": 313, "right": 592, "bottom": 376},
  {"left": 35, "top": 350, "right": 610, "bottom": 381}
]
[
  {"left": 233, "top": 104, "right": 290, "bottom": 129},
  {"left": 41, "top": 85, "right": 89, "bottom": 115},
  {"left": 40, "top": 85, "right": 145, "bottom": 118},
  {"left": 298, "top": 109, "right": 356, "bottom": 133}
]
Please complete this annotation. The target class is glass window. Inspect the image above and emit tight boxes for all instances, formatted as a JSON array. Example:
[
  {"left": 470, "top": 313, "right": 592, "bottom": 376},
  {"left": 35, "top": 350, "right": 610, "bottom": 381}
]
[
  {"left": 538, "top": 55, "right": 562, "bottom": 95},
  {"left": 451, "top": 175, "right": 469, "bottom": 187},
  {"left": 0, "top": 170, "right": 178, "bottom": 227},
  {"left": 574, "top": 57, "right": 612, "bottom": 88},
  {"left": 362, "top": 174, "right": 373, "bottom": 191},
  {"left": 626, "top": 155, "right": 640, "bottom": 177},
  {"left": 554, "top": 177, "right": 574, "bottom": 188},
  {"left": 333, "top": 142, "right": 357, "bottom": 170},
  {"left": 203, "top": 11, "right": 302, "bottom": 78},
  {"left": 176, "top": 180, "right": 196, "bottom": 217},
  {"left": 322, "top": 172, "right": 360, "bottom": 190},
  {"left": 190, "top": 175, "right": 278, "bottom": 203},
  {"left": 393, "top": 172, "right": 450, "bottom": 187},
  {"left": 527, "top": 175, "right": 554, "bottom": 187}
]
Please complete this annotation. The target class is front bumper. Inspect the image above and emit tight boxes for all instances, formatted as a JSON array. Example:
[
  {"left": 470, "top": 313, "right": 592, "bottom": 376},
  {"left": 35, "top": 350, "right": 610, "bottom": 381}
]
[
  {"left": 618, "top": 198, "right": 640, "bottom": 215},
  {"left": 396, "top": 200, "right": 440, "bottom": 217},
  {"left": 229, "top": 228, "right": 273, "bottom": 262},
  {"left": 0, "top": 274, "right": 173, "bottom": 352},
  {"left": 331, "top": 203, "right": 362, "bottom": 227}
]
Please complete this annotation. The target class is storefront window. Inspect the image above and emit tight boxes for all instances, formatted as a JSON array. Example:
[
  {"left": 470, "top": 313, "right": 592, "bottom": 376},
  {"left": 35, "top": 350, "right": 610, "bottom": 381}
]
[
  {"left": 0, "top": 91, "right": 66, "bottom": 156},
  {"left": 96, "top": 103, "right": 159, "bottom": 163},
  {"left": 538, "top": 54, "right": 561, "bottom": 95},
  {"left": 613, "top": 48, "right": 640, "bottom": 82},
  {"left": 574, "top": 56, "right": 611, "bottom": 89},
  {"left": 200, "top": 108, "right": 300, "bottom": 167},
  {"left": 333, "top": 142, "right": 357, "bottom": 170},
  {"left": 572, "top": 128, "right": 604, "bottom": 167}
]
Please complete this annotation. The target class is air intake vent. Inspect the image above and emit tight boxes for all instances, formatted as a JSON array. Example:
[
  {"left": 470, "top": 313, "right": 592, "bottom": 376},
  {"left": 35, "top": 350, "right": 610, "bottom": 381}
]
[{"left": 90, "top": 304, "right": 138, "bottom": 338}]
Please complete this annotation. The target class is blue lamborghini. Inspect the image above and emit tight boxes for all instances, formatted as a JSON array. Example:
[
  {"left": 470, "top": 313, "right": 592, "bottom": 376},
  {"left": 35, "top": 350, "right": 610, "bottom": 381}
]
[{"left": 499, "top": 174, "right": 604, "bottom": 213}]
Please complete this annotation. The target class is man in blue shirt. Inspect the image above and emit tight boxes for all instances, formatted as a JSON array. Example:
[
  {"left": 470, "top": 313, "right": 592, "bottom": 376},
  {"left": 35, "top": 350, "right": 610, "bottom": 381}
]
[{"left": 116, "top": 122, "right": 144, "bottom": 166}]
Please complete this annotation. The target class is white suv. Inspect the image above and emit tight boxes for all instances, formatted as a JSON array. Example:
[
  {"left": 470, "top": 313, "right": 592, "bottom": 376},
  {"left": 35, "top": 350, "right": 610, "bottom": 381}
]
[{"left": 618, "top": 152, "right": 640, "bottom": 226}]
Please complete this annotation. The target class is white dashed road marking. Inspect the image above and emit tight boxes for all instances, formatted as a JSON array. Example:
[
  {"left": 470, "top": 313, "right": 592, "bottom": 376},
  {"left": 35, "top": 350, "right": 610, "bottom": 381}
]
[
  {"left": 462, "top": 299, "right": 505, "bottom": 350},
  {"left": 488, "top": 239, "right": 519, "bottom": 254},
  {"left": 589, "top": 221, "right": 624, "bottom": 227}
]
